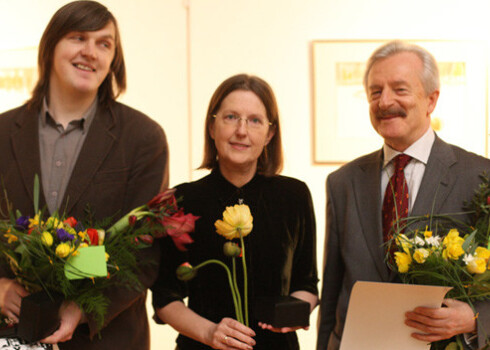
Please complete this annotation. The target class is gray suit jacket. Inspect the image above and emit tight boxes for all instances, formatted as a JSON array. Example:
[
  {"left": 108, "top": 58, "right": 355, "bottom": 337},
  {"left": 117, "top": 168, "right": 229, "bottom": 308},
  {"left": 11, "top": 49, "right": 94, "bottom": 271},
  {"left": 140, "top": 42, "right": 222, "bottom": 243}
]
[
  {"left": 317, "top": 136, "right": 490, "bottom": 350},
  {"left": 0, "top": 101, "right": 168, "bottom": 350}
]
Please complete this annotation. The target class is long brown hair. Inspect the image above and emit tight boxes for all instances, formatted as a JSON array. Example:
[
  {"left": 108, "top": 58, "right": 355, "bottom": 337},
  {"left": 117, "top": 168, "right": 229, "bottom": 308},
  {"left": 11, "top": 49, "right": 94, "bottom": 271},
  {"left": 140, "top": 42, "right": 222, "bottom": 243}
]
[
  {"left": 199, "top": 74, "right": 283, "bottom": 176},
  {"left": 27, "top": 0, "right": 126, "bottom": 111}
]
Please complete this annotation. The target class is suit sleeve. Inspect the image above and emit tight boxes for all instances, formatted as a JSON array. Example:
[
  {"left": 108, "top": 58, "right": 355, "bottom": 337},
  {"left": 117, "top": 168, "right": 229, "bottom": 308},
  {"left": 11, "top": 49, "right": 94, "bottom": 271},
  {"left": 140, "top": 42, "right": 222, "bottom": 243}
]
[
  {"left": 474, "top": 299, "right": 490, "bottom": 348},
  {"left": 317, "top": 175, "right": 344, "bottom": 350},
  {"left": 86, "top": 118, "right": 169, "bottom": 337}
]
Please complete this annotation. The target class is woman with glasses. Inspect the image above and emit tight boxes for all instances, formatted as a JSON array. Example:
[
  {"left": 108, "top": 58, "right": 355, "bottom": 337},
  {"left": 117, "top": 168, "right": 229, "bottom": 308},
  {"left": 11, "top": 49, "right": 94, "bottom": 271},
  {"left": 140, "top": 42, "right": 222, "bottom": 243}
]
[{"left": 152, "top": 74, "right": 318, "bottom": 350}]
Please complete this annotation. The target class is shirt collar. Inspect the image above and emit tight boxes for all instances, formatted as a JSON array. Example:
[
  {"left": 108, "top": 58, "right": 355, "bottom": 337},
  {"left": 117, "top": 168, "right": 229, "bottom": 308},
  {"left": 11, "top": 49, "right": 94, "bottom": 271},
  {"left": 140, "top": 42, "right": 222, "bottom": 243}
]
[
  {"left": 383, "top": 127, "right": 435, "bottom": 167},
  {"left": 39, "top": 96, "right": 98, "bottom": 134}
]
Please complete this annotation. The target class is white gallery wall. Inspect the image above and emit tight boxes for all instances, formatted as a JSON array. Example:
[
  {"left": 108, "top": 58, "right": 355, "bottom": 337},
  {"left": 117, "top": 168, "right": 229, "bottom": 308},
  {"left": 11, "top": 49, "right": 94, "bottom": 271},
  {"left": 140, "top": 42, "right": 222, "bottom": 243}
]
[{"left": 1, "top": 0, "right": 490, "bottom": 349}]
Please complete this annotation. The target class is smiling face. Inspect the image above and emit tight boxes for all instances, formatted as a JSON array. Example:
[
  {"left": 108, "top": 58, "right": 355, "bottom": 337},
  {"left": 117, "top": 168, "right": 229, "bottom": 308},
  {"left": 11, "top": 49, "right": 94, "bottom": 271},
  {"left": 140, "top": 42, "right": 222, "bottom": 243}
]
[
  {"left": 210, "top": 90, "right": 275, "bottom": 177},
  {"left": 50, "top": 21, "right": 116, "bottom": 100},
  {"left": 367, "top": 52, "right": 439, "bottom": 151}
]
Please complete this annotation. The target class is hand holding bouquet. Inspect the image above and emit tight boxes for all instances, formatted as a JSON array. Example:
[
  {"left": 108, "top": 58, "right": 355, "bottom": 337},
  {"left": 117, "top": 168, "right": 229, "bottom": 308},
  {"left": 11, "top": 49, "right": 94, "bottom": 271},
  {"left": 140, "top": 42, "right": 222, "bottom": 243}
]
[{"left": 0, "top": 177, "right": 198, "bottom": 337}]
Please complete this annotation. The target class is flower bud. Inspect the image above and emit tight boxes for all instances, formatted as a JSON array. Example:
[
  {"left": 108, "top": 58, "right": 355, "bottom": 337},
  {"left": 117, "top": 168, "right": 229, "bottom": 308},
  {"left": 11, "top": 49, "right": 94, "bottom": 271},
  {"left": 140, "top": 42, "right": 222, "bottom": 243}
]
[
  {"left": 138, "top": 234, "right": 154, "bottom": 245},
  {"left": 129, "top": 215, "right": 138, "bottom": 227},
  {"left": 223, "top": 242, "right": 241, "bottom": 258},
  {"left": 55, "top": 242, "right": 71, "bottom": 258},
  {"left": 176, "top": 262, "right": 196, "bottom": 281},
  {"left": 41, "top": 231, "right": 53, "bottom": 247}
]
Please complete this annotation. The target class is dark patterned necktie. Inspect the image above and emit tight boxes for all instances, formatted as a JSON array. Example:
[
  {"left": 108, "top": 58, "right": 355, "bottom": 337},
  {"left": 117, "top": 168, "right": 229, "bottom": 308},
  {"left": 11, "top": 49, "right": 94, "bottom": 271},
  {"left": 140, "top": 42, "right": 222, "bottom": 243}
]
[{"left": 382, "top": 154, "right": 412, "bottom": 248}]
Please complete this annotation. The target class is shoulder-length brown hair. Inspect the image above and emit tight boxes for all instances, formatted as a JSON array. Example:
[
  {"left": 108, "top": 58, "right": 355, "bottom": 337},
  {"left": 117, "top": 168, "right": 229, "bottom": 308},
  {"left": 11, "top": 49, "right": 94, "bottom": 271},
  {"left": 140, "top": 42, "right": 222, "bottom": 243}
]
[
  {"left": 27, "top": 0, "right": 126, "bottom": 111},
  {"left": 199, "top": 74, "right": 283, "bottom": 176}
]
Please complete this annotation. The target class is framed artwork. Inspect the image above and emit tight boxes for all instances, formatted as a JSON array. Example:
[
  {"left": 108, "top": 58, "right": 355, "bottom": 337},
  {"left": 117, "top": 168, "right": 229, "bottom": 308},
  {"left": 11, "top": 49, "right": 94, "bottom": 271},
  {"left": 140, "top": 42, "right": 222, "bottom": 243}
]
[
  {"left": 0, "top": 47, "right": 37, "bottom": 113},
  {"left": 311, "top": 40, "right": 488, "bottom": 164}
]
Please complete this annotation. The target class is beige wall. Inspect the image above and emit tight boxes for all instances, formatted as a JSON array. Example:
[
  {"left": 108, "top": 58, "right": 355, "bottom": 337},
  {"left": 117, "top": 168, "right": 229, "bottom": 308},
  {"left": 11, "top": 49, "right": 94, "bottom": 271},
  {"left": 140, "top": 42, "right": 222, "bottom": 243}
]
[{"left": 2, "top": 0, "right": 490, "bottom": 349}]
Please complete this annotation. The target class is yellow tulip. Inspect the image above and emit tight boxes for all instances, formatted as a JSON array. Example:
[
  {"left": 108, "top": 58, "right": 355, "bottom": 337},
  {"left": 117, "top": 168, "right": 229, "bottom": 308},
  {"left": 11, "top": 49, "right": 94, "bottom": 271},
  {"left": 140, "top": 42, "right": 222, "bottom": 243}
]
[
  {"left": 394, "top": 251, "right": 412, "bottom": 273},
  {"left": 41, "top": 231, "right": 53, "bottom": 247},
  {"left": 55, "top": 243, "right": 71, "bottom": 258},
  {"left": 215, "top": 204, "right": 253, "bottom": 240}
]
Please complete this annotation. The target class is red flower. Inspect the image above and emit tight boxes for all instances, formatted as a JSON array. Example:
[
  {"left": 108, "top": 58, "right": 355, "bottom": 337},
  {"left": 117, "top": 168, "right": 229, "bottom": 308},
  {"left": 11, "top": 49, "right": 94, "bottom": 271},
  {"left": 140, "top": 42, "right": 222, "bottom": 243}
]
[
  {"left": 162, "top": 210, "right": 198, "bottom": 251},
  {"left": 487, "top": 196, "right": 490, "bottom": 205},
  {"left": 129, "top": 215, "right": 137, "bottom": 227},
  {"left": 64, "top": 217, "right": 77, "bottom": 228},
  {"left": 148, "top": 189, "right": 178, "bottom": 211},
  {"left": 86, "top": 228, "right": 99, "bottom": 246}
]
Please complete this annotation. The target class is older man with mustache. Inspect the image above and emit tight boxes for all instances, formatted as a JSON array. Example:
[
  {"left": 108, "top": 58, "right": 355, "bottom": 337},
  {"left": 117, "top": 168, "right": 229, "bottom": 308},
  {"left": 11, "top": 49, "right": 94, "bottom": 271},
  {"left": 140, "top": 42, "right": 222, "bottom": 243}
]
[{"left": 316, "top": 40, "right": 490, "bottom": 350}]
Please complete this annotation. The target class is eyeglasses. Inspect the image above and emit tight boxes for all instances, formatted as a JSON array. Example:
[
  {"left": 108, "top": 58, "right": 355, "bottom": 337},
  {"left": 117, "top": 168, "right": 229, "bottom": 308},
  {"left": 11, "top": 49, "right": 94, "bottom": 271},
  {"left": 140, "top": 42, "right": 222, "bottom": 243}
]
[{"left": 213, "top": 114, "right": 272, "bottom": 130}]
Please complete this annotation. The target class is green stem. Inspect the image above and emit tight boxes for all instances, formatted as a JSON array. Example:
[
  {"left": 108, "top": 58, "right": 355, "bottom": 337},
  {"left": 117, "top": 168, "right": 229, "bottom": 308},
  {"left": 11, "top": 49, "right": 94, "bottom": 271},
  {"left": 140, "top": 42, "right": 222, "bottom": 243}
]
[
  {"left": 232, "top": 257, "right": 243, "bottom": 323},
  {"left": 106, "top": 206, "right": 150, "bottom": 237},
  {"left": 239, "top": 230, "right": 249, "bottom": 327},
  {"left": 194, "top": 259, "right": 242, "bottom": 323}
]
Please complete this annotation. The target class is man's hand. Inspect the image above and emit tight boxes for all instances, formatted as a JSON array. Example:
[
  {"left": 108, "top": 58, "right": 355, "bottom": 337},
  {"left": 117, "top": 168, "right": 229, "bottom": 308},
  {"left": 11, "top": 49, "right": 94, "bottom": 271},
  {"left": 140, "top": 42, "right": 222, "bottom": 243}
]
[
  {"left": 0, "top": 278, "right": 29, "bottom": 323},
  {"left": 405, "top": 298, "right": 477, "bottom": 343},
  {"left": 41, "top": 301, "right": 85, "bottom": 344}
]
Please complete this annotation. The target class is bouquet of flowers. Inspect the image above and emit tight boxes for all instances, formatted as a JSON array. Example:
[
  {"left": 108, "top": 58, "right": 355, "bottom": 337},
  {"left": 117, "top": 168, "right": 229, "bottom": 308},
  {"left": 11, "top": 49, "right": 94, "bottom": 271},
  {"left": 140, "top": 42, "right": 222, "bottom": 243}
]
[
  {"left": 387, "top": 174, "right": 490, "bottom": 350},
  {"left": 0, "top": 176, "right": 198, "bottom": 337}
]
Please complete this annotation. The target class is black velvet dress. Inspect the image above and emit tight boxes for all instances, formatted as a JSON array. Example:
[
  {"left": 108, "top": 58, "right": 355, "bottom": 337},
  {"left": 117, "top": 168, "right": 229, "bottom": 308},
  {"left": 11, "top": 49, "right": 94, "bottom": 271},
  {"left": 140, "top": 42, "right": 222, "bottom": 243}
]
[{"left": 152, "top": 169, "right": 318, "bottom": 349}]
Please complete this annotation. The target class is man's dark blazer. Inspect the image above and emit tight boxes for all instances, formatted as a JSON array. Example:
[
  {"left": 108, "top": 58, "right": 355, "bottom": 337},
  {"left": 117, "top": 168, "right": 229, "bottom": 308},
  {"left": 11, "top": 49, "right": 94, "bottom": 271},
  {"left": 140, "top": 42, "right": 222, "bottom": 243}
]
[
  {"left": 317, "top": 136, "right": 490, "bottom": 350},
  {"left": 0, "top": 101, "right": 169, "bottom": 350}
]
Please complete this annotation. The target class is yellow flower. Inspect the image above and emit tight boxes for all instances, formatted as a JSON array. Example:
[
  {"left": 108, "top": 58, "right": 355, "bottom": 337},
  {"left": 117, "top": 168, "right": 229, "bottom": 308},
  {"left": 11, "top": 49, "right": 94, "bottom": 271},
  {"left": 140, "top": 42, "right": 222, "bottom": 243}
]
[
  {"left": 55, "top": 243, "right": 71, "bottom": 258},
  {"left": 424, "top": 228, "right": 432, "bottom": 238},
  {"left": 467, "top": 257, "right": 487, "bottom": 274},
  {"left": 71, "top": 246, "right": 80, "bottom": 256},
  {"left": 29, "top": 213, "right": 42, "bottom": 228},
  {"left": 41, "top": 231, "right": 53, "bottom": 247},
  {"left": 475, "top": 247, "right": 490, "bottom": 264},
  {"left": 413, "top": 248, "right": 430, "bottom": 264},
  {"left": 97, "top": 229, "right": 106, "bottom": 245},
  {"left": 105, "top": 252, "right": 110, "bottom": 262},
  {"left": 396, "top": 234, "right": 412, "bottom": 253},
  {"left": 46, "top": 217, "right": 63, "bottom": 230},
  {"left": 442, "top": 229, "right": 464, "bottom": 246},
  {"left": 214, "top": 204, "right": 253, "bottom": 240},
  {"left": 443, "top": 242, "right": 465, "bottom": 260},
  {"left": 78, "top": 230, "right": 87, "bottom": 240},
  {"left": 4, "top": 232, "right": 18, "bottom": 244},
  {"left": 394, "top": 252, "right": 412, "bottom": 273}
]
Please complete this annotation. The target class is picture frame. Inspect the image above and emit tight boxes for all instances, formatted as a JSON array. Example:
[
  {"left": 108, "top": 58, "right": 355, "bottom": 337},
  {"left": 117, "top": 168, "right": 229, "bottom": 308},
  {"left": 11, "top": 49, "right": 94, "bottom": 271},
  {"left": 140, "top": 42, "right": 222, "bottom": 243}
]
[
  {"left": 0, "top": 47, "right": 37, "bottom": 113},
  {"left": 311, "top": 40, "right": 488, "bottom": 164}
]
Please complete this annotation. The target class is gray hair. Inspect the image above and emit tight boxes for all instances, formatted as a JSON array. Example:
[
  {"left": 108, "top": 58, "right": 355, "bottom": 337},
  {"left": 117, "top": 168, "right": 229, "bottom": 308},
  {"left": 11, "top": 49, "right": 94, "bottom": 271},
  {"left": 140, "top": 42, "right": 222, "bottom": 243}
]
[{"left": 363, "top": 40, "right": 440, "bottom": 95}]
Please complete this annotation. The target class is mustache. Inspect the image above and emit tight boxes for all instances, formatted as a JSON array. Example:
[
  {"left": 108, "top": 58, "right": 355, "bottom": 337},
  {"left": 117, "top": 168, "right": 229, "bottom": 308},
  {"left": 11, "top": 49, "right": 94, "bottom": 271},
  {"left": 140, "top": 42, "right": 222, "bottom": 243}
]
[{"left": 376, "top": 108, "right": 407, "bottom": 118}]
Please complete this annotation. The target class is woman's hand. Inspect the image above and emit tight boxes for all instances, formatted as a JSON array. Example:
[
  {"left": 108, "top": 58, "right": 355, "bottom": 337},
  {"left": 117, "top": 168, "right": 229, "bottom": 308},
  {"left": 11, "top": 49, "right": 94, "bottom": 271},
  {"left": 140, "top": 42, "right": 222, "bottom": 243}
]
[
  {"left": 206, "top": 317, "right": 256, "bottom": 350},
  {"left": 0, "top": 278, "right": 29, "bottom": 323},
  {"left": 41, "top": 301, "right": 85, "bottom": 344},
  {"left": 257, "top": 321, "right": 308, "bottom": 333}
]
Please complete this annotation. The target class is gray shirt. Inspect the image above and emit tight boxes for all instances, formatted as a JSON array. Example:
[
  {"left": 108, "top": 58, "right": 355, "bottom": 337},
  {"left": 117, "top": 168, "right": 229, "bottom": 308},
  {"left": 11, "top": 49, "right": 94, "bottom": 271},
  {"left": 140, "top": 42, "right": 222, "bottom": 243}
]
[{"left": 38, "top": 98, "right": 97, "bottom": 214}]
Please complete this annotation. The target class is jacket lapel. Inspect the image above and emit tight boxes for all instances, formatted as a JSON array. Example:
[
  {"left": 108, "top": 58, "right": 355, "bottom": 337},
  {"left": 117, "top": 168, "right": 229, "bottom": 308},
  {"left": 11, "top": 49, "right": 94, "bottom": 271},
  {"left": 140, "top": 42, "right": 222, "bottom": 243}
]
[
  {"left": 11, "top": 109, "right": 44, "bottom": 209},
  {"left": 411, "top": 136, "right": 457, "bottom": 217},
  {"left": 61, "top": 105, "right": 116, "bottom": 214},
  {"left": 354, "top": 150, "right": 390, "bottom": 279}
]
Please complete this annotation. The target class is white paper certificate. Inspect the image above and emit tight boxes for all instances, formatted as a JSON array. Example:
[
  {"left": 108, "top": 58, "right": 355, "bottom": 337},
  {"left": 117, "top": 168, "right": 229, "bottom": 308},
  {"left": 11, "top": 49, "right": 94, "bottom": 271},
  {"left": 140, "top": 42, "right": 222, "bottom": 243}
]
[{"left": 339, "top": 281, "right": 452, "bottom": 350}]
